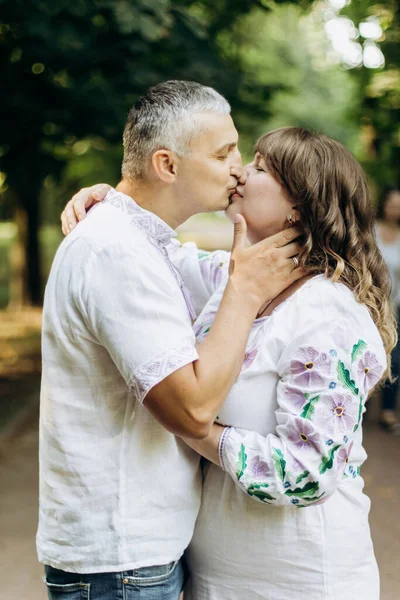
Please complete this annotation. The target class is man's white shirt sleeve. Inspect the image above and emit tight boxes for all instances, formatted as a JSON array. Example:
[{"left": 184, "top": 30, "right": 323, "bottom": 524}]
[{"left": 76, "top": 237, "right": 199, "bottom": 403}]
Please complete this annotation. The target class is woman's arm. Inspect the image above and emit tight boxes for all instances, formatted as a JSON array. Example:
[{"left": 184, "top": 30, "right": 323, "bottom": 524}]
[{"left": 185, "top": 322, "right": 386, "bottom": 507}]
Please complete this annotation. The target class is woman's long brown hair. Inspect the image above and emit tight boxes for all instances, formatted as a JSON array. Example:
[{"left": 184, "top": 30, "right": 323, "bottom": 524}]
[{"left": 256, "top": 127, "right": 397, "bottom": 379}]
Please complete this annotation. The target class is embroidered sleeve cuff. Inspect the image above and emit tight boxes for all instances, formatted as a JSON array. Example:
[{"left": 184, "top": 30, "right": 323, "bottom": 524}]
[
  {"left": 218, "top": 426, "right": 232, "bottom": 471},
  {"left": 128, "top": 343, "right": 199, "bottom": 404}
]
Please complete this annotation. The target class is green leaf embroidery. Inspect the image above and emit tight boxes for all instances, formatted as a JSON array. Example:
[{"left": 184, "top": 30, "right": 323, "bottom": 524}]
[
  {"left": 319, "top": 444, "right": 341, "bottom": 474},
  {"left": 357, "top": 395, "right": 363, "bottom": 422},
  {"left": 296, "top": 470, "right": 310, "bottom": 484},
  {"left": 300, "top": 395, "right": 320, "bottom": 420},
  {"left": 272, "top": 448, "right": 286, "bottom": 482},
  {"left": 197, "top": 251, "right": 209, "bottom": 260},
  {"left": 353, "top": 395, "right": 364, "bottom": 432},
  {"left": 236, "top": 443, "right": 247, "bottom": 481},
  {"left": 351, "top": 340, "right": 367, "bottom": 363},
  {"left": 301, "top": 492, "right": 326, "bottom": 502},
  {"left": 247, "top": 483, "right": 275, "bottom": 502},
  {"left": 285, "top": 480, "right": 320, "bottom": 498},
  {"left": 203, "top": 326, "right": 211, "bottom": 335},
  {"left": 337, "top": 360, "right": 359, "bottom": 396}
]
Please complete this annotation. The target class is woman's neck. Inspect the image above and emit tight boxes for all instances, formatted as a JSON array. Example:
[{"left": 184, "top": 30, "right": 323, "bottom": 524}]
[{"left": 256, "top": 274, "right": 315, "bottom": 319}]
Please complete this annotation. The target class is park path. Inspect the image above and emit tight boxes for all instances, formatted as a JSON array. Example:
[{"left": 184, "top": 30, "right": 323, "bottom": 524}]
[{"left": 0, "top": 385, "right": 399, "bottom": 600}]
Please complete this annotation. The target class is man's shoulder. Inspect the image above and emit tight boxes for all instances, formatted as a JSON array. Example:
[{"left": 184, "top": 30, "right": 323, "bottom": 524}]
[{"left": 58, "top": 203, "right": 155, "bottom": 263}]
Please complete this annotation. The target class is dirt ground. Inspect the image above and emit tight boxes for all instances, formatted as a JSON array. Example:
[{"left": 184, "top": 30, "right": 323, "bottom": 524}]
[{"left": 0, "top": 387, "right": 399, "bottom": 600}]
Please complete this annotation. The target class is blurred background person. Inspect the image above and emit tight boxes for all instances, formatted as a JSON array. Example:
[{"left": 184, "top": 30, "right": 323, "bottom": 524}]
[{"left": 375, "top": 187, "right": 400, "bottom": 434}]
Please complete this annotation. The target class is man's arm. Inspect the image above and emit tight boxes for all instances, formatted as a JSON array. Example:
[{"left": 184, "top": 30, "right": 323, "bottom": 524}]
[{"left": 144, "top": 217, "right": 304, "bottom": 438}]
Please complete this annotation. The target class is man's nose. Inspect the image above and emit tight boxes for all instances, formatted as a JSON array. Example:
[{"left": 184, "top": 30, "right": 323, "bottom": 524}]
[{"left": 230, "top": 149, "right": 245, "bottom": 182}]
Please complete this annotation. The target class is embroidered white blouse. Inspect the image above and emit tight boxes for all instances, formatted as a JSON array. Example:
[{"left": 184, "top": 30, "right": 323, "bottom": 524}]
[
  {"left": 170, "top": 241, "right": 385, "bottom": 600},
  {"left": 38, "top": 190, "right": 202, "bottom": 573}
]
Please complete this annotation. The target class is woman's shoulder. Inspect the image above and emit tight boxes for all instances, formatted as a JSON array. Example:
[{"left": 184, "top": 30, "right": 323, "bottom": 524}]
[{"left": 268, "top": 275, "right": 384, "bottom": 352}]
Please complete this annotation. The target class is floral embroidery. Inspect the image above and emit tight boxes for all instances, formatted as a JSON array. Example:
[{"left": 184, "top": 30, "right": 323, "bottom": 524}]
[
  {"left": 357, "top": 351, "right": 382, "bottom": 393},
  {"left": 227, "top": 334, "right": 384, "bottom": 508},
  {"left": 243, "top": 347, "right": 258, "bottom": 370},
  {"left": 314, "top": 393, "right": 358, "bottom": 435},
  {"left": 285, "top": 418, "right": 320, "bottom": 452},
  {"left": 248, "top": 456, "right": 271, "bottom": 479},
  {"left": 332, "top": 327, "right": 350, "bottom": 352},
  {"left": 351, "top": 340, "right": 367, "bottom": 362},
  {"left": 285, "top": 387, "right": 308, "bottom": 411},
  {"left": 290, "top": 347, "right": 331, "bottom": 387},
  {"left": 337, "top": 443, "right": 353, "bottom": 477}
]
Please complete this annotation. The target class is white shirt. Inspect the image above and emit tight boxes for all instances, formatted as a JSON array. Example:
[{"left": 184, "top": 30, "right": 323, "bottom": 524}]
[
  {"left": 170, "top": 245, "right": 386, "bottom": 599},
  {"left": 37, "top": 189, "right": 201, "bottom": 573}
]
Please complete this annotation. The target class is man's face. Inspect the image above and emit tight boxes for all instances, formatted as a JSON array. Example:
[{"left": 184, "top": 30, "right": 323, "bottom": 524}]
[{"left": 175, "top": 112, "right": 242, "bottom": 215}]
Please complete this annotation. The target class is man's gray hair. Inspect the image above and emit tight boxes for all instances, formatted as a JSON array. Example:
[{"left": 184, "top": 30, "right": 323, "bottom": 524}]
[{"left": 122, "top": 80, "right": 231, "bottom": 180}]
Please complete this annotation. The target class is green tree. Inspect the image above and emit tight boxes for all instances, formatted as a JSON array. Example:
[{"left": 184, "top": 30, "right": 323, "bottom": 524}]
[
  {"left": 0, "top": 0, "right": 310, "bottom": 304},
  {"left": 342, "top": 1, "right": 400, "bottom": 189}
]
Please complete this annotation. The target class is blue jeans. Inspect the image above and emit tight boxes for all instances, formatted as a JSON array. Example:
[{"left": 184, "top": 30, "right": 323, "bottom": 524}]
[{"left": 44, "top": 560, "right": 185, "bottom": 600}]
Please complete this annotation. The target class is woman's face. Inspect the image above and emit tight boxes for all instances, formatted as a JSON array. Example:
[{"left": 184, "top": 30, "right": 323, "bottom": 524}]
[
  {"left": 226, "top": 152, "right": 296, "bottom": 244},
  {"left": 383, "top": 191, "right": 400, "bottom": 224}
]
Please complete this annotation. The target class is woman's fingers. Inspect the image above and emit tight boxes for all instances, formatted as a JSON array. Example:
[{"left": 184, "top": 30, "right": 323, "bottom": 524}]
[
  {"left": 60, "top": 183, "right": 111, "bottom": 236},
  {"left": 278, "top": 241, "right": 302, "bottom": 259}
]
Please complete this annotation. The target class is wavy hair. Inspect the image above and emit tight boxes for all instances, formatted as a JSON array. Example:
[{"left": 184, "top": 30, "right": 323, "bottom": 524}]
[{"left": 256, "top": 127, "right": 397, "bottom": 380}]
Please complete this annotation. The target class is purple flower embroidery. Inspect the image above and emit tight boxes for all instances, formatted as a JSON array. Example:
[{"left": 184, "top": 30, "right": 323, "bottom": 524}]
[
  {"left": 314, "top": 393, "right": 358, "bottom": 435},
  {"left": 337, "top": 442, "right": 353, "bottom": 478},
  {"left": 284, "top": 386, "right": 308, "bottom": 411},
  {"left": 332, "top": 327, "right": 349, "bottom": 352},
  {"left": 243, "top": 347, "right": 258, "bottom": 370},
  {"left": 357, "top": 351, "right": 382, "bottom": 393},
  {"left": 285, "top": 418, "right": 320, "bottom": 452},
  {"left": 248, "top": 456, "right": 271, "bottom": 479},
  {"left": 290, "top": 347, "right": 331, "bottom": 388}
]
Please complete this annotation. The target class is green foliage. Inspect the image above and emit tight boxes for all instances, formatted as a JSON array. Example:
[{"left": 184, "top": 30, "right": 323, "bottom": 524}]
[
  {"left": 319, "top": 444, "right": 341, "bottom": 475},
  {"left": 236, "top": 443, "right": 248, "bottom": 481},
  {"left": 300, "top": 395, "right": 320, "bottom": 420},
  {"left": 351, "top": 340, "right": 367, "bottom": 363},
  {"left": 337, "top": 360, "right": 359, "bottom": 396},
  {"left": 342, "top": 1, "right": 400, "bottom": 189},
  {"left": 216, "top": 3, "right": 360, "bottom": 160},
  {"left": 295, "top": 469, "right": 310, "bottom": 485},
  {"left": 284, "top": 480, "right": 319, "bottom": 498},
  {"left": 0, "top": 0, "right": 310, "bottom": 302},
  {"left": 272, "top": 447, "right": 286, "bottom": 482}
]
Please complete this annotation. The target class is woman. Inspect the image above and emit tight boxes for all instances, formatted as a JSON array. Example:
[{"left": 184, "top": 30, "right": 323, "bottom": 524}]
[
  {"left": 375, "top": 187, "right": 400, "bottom": 433},
  {"left": 62, "top": 128, "right": 396, "bottom": 599}
]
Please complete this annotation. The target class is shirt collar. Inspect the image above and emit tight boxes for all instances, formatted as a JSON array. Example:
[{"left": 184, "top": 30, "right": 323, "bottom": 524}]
[{"left": 103, "top": 188, "right": 176, "bottom": 246}]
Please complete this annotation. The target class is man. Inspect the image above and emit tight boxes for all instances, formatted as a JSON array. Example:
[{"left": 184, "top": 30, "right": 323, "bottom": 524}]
[{"left": 40, "top": 80, "right": 302, "bottom": 599}]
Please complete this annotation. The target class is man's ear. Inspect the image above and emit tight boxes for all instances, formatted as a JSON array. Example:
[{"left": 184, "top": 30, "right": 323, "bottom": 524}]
[{"left": 151, "top": 150, "right": 178, "bottom": 183}]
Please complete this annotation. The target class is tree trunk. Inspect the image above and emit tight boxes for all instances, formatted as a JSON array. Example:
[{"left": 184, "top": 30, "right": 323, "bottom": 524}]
[
  {"left": 15, "top": 186, "right": 42, "bottom": 306},
  {"left": 7, "top": 208, "right": 28, "bottom": 310}
]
